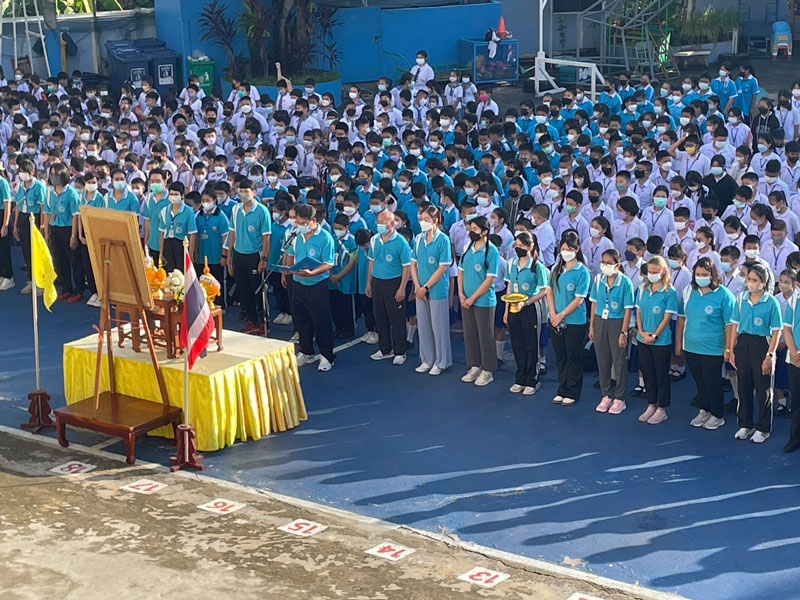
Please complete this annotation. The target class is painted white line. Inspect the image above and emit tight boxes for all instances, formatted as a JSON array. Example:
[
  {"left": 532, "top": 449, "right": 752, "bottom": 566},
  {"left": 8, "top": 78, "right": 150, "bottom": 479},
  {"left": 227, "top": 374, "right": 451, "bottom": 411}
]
[
  {"left": 90, "top": 438, "right": 120, "bottom": 451},
  {"left": 605, "top": 455, "right": 701, "bottom": 472},
  {"left": 0, "top": 424, "right": 685, "bottom": 600}
]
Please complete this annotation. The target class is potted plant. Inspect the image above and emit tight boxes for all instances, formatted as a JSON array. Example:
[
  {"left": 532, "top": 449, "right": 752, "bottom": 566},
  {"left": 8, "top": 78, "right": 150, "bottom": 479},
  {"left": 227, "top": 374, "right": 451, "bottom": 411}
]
[{"left": 671, "top": 7, "right": 740, "bottom": 63}]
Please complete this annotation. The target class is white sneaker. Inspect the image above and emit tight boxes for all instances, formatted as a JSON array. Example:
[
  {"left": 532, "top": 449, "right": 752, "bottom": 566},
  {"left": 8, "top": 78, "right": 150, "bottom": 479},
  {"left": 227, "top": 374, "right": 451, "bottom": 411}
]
[
  {"left": 552, "top": 395, "right": 564, "bottom": 404},
  {"left": 362, "top": 332, "right": 379, "bottom": 344},
  {"left": 509, "top": 384, "right": 523, "bottom": 393},
  {"left": 751, "top": 430, "right": 770, "bottom": 443},
  {"left": 289, "top": 331, "right": 300, "bottom": 343},
  {"left": 392, "top": 354, "right": 407, "bottom": 365},
  {"left": 474, "top": 370, "right": 494, "bottom": 386},
  {"left": 272, "top": 313, "right": 286, "bottom": 324},
  {"left": 561, "top": 397, "right": 576, "bottom": 406},
  {"left": 734, "top": 427, "right": 754, "bottom": 440},
  {"left": 370, "top": 350, "right": 394, "bottom": 361},
  {"left": 317, "top": 356, "right": 333, "bottom": 372},
  {"left": 21, "top": 281, "right": 31, "bottom": 294},
  {"left": 690, "top": 409, "right": 711, "bottom": 428},
  {"left": 702, "top": 416, "right": 725, "bottom": 430},
  {"left": 461, "top": 367, "right": 481, "bottom": 383},
  {"left": 522, "top": 384, "right": 539, "bottom": 396},
  {"left": 86, "top": 293, "right": 101, "bottom": 307},
  {"left": 428, "top": 365, "right": 442, "bottom": 376},
  {"left": 415, "top": 362, "right": 431, "bottom": 373},
  {"left": 295, "top": 352, "right": 316, "bottom": 367},
  {"left": 0, "top": 277, "right": 14, "bottom": 291}
]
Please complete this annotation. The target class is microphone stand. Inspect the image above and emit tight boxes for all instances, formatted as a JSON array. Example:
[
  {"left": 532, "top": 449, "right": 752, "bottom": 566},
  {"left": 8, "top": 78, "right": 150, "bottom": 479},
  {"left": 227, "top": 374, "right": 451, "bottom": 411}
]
[{"left": 255, "top": 228, "right": 297, "bottom": 338}]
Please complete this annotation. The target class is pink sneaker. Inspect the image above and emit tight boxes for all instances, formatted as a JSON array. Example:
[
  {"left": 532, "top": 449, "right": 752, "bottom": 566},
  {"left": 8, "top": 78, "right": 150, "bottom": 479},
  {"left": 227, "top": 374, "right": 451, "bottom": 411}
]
[
  {"left": 595, "top": 396, "right": 613, "bottom": 413},
  {"left": 608, "top": 399, "right": 626, "bottom": 415},
  {"left": 638, "top": 405, "right": 657, "bottom": 422},
  {"left": 647, "top": 408, "right": 669, "bottom": 424}
]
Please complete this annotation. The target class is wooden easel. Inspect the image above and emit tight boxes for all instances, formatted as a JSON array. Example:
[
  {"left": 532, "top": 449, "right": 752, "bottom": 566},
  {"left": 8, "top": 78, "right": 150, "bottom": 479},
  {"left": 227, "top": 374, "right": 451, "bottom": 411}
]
[{"left": 55, "top": 239, "right": 181, "bottom": 464}]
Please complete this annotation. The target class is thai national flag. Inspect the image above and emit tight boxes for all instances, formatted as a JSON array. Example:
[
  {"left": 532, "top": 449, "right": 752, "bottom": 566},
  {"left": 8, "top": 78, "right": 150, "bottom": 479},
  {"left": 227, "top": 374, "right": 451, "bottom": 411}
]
[{"left": 179, "top": 248, "right": 215, "bottom": 369}]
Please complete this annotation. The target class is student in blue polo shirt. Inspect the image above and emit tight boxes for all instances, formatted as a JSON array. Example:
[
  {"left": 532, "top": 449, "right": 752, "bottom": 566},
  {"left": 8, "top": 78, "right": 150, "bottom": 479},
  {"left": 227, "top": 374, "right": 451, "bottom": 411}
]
[
  {"left": 158, "top": 182, "right": 197, "bottom": 273},
  {"left": 589, "top": 248, "right": 634, "bottom": 414},
  {"left": 635, "top": 255, "right": 678, "bottom": 425},
  {"left": 729, "top": 263, "right": 782, "bottom": 443},
  {"left": 782, "top": 269, "right": 800, "bottom": 453},
  {"left": 13, "top": 157, "right": 46, "bottom": 294},
  {"left": 411, "top": 205, "right": 453, "bottom": 375},
  {"left": 330, "top": 214, "right": 358, "bottom": 339},
  {"left": 0, "top": 173, "right": 13, "bottom": 291},
  {"left": 43, "top": 163, "right": 80, "bottom": 302},
  {"left": 458, "top": 215, "right": 499, "bottom": 387},
  {"left": 354, "top": 228, "right": 377, "bottom": 344},
  {"left": 675, "top": 256, "right": 736, "bottom": 431},
  {"left": 105, "top": 169, "right": 139, "bottom": 213},
  {"left": 545, "top": 230, "right": 590, "bottom": 406},
  {"left": 268, "top": 197, "right": 294, "bottom": 325},
  {"left": 226, "top": 180, "right": 271, "bottom": 335},
  {"left": 141, "top": 168, "right": 170, "bottom": 267},
  {"left": 195, "top": 191, "right": 229, "bottom": 307},
  {"left": 504, "top": 231, "right": 548, "bottom": 395},
  {"left": 367, "top": 210, "right": 411, "bottom": 364},
  {"left": 75, "top": 172, "right": 104, "bottom": 307},
  {"left": 289, "top": 203, "right": 336, "bottom": 372}
]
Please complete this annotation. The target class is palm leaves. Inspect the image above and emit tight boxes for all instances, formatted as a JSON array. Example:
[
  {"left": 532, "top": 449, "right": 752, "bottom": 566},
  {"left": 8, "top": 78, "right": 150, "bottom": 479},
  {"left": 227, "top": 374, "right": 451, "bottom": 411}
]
[{"left": 199, "top": 0, "right": 237, "bottom": 75}]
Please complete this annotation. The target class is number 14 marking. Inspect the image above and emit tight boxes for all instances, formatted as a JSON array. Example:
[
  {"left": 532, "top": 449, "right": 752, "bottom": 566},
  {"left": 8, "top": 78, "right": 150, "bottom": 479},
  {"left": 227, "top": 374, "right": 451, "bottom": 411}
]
[{"left": 365, "top": 542, "right": 415, "bottom": 561}]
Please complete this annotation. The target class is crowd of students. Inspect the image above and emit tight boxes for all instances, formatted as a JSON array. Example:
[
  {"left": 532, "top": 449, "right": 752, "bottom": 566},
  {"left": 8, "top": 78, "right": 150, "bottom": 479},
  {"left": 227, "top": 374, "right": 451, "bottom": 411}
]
[{"left": 2, "top": 54, "right": 800, "bottom": 451}]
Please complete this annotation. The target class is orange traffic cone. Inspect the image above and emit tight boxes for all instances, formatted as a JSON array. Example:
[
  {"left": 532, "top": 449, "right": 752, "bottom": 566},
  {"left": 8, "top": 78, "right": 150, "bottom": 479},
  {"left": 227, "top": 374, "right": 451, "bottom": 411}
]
[{"left": 497, "top": 16, "right": 508, "bottom": 38}]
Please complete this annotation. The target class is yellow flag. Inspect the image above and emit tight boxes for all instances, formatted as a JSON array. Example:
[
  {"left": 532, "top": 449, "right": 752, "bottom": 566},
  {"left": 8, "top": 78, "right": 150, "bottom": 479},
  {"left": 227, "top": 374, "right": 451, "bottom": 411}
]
[{"left": 30, "top": 224, "right": 57, "bottom": 311}]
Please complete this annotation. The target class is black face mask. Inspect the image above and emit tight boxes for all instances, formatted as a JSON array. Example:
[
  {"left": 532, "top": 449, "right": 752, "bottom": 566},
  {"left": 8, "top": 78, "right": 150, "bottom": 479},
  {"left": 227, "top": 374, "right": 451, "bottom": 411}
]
[
  {"left": 468, "top": 231, "right": 482, "bottom": 242},
  {"left": 602, "top": 167, "right": 613, "bottom": 176},
  {"left": 508, "top": 189, "right": 519, "bottom": 198},
  {"left": 514, "top": 247, "right": 528, "bottom": 258},
  {"left": 352, "top": 153, "right": 363, "bottom": 162},
  {"left": 701, "top": 212, "right": 713, "bottom": 221},
  {"left": 588, "top": 194, "right": 600, "bottom": 203},
  {"left": 589, "top": 157, "right": 600, "bottom": 167},
  {"left": 633, "top": 169, "right": 645, "bottom": 179},
  {"left": 759, "top": 106, "right": 768, "bottom": 115}
]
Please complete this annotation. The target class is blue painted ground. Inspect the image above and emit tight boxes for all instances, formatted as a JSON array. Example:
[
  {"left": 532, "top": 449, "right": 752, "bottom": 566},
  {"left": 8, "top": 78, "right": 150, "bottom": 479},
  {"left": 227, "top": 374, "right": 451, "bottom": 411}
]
[{"left": 2, "top": 246, "right": 799, "bottom": 600}]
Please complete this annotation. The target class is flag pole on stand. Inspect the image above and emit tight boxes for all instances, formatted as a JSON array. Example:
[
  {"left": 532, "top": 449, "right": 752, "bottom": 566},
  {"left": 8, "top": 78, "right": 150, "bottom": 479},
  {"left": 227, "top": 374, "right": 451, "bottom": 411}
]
[
  {"left": 170, "top": 237, "right": 210, "bottom": 472},
  {"left": 21, "top": 213, "right": 55, "bottom": 433}
]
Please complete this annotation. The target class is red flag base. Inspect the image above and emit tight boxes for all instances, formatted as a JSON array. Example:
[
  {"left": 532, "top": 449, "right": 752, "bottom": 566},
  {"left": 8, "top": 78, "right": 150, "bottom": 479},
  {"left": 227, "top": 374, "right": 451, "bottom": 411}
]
[
  {"left": 169, "top": 424, "right": 205, "bottom": 472},
  {"left": 21, "top": 389, "right": 56, "bottom": 434}
]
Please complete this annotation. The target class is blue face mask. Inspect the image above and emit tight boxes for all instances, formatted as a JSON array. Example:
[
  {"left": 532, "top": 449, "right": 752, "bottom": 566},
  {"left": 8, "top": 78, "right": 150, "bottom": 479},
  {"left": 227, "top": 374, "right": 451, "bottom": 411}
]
[
  {"left": 377, "top": 224, "right": 388, "bottom": 234},
  {"left": 695, "top": 276, "right": 711, "bottom": 287},
  {"left": 297, "top": 224, "right": 311, "bottom": 234}
]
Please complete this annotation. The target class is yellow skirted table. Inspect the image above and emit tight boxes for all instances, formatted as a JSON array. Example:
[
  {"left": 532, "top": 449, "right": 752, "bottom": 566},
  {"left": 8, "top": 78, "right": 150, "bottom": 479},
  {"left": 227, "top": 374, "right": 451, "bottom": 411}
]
[{"left": 63, "top": 330, "right": 307, "bottom": 451}]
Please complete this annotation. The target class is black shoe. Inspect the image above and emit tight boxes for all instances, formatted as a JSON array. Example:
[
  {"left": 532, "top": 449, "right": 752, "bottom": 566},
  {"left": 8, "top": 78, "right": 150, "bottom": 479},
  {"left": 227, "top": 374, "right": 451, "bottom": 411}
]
[
  {"left": 631, "top": 385, "right": 644, "bottom": 397},
  {"left": 238, "top": 311, "right": 247, "bottom": 321},
  {"left": 497, "top": 358, "right": 504, "bottom": 367},
  {"left": 783, "top": 441, "right": 800, "bottom": 453},
  {"left": 405, "top": 340, "right": 414, "bottom": 351},
  {"left": 538, "top": 364, "right": 548, "bottom": 376}
]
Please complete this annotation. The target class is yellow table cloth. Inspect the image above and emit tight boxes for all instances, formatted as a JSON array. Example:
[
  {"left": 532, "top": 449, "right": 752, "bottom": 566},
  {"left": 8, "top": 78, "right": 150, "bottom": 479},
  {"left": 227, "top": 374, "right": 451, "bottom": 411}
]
[{"left": 63, "top": 330, "right": 307, "bottom": 451}]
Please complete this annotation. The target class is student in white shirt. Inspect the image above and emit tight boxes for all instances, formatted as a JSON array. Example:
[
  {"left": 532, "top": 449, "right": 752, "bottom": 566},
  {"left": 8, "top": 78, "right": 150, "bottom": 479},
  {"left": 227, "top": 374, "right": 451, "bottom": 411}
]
[
  {"left": 532, "top": 204, "right": 556, "bottom": 267},
  {"left": 687, "top": 226, "right": 722, "bottom": 273},
  {"left": 762, "top": 220, "right": 798, "bottom": 275},
  {"left": 622, "top": 237, "right": 645, "bottom": 288},
  {"left": 696, "top": 197, "right": 726, "bottom": 249},
  {"left": 410, "top": 50, "right": 435, "bottom": 92},
  {"left": 611, "top": 195, "right": 648, "bottom": 255},
  {"left": 640, "top": 186, "right": 674, "bottom": 241},
  {"left": 747, "top": 203, "right": 776, "bottom": 247},
  {"left": 664, "top": 206, "right": 696, "bottom": 256},
  {"left": 721, "top": 215, "right": 746, "bottom": 253},
  {"left": 720, "top": 246, "right": 745, "bottom": 296},
  {"left": 721, "top": 185, "right": 755, "bottom": 227},
  {"left": 581, "top": 216, "right": 615, "bottom": 276},
  {"left": 770, "top": 190, "right": 800, "bottom": 241},
  {"left": 555, "top": 190, "right": 591, "bottom": 242},
  {"left": 581, "top": 182, "right": 615, "bottom": 224}
]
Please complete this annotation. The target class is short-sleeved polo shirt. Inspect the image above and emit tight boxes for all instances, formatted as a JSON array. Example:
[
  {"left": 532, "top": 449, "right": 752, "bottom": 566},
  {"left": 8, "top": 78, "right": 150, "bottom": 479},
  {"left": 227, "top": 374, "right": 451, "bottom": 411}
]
[
  {"left": 635, "top": 284, "right": 678, "bottom": 345},
  {"left": 411, "top": 229, "right": 452, "bottom": 300},
  {"left": 732, "top": 291, "right": 782, "bottom": 336},
  {"left": 678, "top": 285, "right": 735, "bottom": 355},
  {"left": 229, "top": 201, "right": 272, "bottom": 254},
  {"left": 589, "top": 272, "right": 635, "bottom": 320},
  {"left": 368, "top": 231, "right": 411, "bottom": 280},
  {"left": 291, "top": 225, "right": 335, "bottom": 286}
]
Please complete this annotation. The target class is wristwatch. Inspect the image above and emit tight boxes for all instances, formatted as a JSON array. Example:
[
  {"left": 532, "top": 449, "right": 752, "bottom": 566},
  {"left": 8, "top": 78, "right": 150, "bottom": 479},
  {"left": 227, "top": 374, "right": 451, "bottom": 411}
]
[
  {"left": 423, "top": 285, "right": 429, "bottom": 291},
  {"left": 767, "top": 352, "right": 775, "bottom": 358}
]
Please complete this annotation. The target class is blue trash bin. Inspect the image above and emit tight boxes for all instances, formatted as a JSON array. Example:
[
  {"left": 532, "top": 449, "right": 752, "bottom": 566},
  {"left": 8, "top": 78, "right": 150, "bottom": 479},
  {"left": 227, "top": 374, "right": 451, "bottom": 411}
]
[
  {"left": 132, "top": 37, "right": 166, "bottom": 51},
  {"left": 148, "top": 48, "right": 181, "bottom": 95},
  {"left": 105, "top": 42, "right": 150, "bottom": 92}
]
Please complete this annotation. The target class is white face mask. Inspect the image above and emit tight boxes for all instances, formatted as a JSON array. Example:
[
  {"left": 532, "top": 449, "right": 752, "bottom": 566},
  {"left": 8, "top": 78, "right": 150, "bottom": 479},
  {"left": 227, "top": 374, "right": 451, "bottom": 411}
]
[
  {"left": 647, "top": 273, "right": 662, "bottom": 283},
  {"left": 748, "top": 281, "right": 762, "bottom": 293},
  {"left": 744, "top": 249, "right": 759, "bottom": 259},
  {"left": 169, "top": 194, "right": 182, "bottom": 205},
  {"left": 548, "top": 188, "right": 560, "bottom": 199},
  {"left": 416, "top": 57, "right": 425, "bottom": 65},
  {"left": 675, "top": 221, "right": 687, "bottom": 231},
  {"left": 420, "top": 220, "right": 433, "bottom": 232},
  {"left": 696, "top": 240, "right": 707, "bottom": 250},
  {"left": 343, "top": 206, "right": 356, "bottom": 216},
  {"left": 590, "top": 227, "right": 601, "bottom": 238},
  {"left": 202, "top": 202, "right": 215, "bottom": 212},
  {"left": 600, "top": 263, "right": 617, "bottom": 276},
  {"left": 560, "top": 250, "right": 576, "bottom": 262},
  {"left": 85, "top": 183, "right": 97, "bottom": 193}
]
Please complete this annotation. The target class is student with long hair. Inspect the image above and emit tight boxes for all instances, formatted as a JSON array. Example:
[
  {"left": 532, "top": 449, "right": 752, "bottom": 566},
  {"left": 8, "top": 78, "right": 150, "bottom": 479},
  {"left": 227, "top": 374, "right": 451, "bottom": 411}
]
[
  {"left": 411, "top": 205, "right": 453, "bottom": 375},
  {"left": 545, "top": 230, "right": 590, "bottom": 406},
  {"left": 728, "top": 263, "right": 782, "bottom": 443},
  {"left": 590, "top": 248, "right": 634, "bottom": 414},
  {"left": 504, "top": 231, "right": 549, "bottom": 395},
  {"left": 636, "top": 255, "right": 678, "bottom": 424}
]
